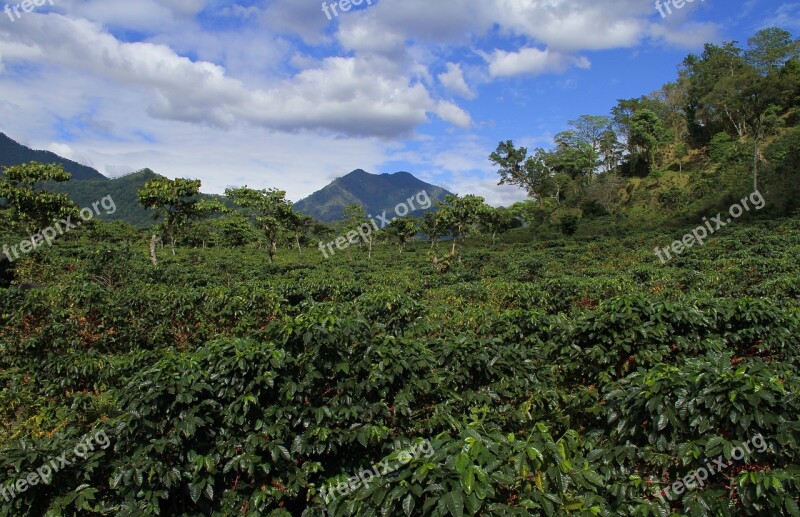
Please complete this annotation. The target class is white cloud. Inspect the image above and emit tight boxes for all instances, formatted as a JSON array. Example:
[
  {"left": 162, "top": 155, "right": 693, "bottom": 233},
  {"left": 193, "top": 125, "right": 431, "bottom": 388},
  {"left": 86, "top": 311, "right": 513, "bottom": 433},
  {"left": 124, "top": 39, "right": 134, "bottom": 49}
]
[
  {"left": 439, "top": 63, "right": 476, "bottom": 99},
  {"left": 0, "top": 14, "right": 467, "bottom": 138},
  {"left": 486, "top": 47, "right": 591, "bottom": 77}
]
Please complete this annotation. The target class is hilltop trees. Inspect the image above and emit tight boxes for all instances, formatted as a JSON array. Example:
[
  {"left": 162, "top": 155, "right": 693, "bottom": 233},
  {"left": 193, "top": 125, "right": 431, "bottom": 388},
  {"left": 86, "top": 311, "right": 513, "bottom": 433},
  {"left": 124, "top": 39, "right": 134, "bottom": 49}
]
[{"left": 493, "top": 26, "right": 799, "bottom": 215}]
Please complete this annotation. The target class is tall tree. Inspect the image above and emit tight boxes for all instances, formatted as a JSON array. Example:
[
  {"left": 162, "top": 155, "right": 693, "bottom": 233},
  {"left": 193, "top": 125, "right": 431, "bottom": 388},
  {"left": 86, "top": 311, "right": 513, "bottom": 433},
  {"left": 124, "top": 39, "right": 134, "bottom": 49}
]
[
  {"left": 629, "top": 109, "right": 670, "bottom": 173},
  {"left": 745, "top": 27, "right": 800, "bottom": 75},
  {"left": 552, "top": 132, "right": 598, "bottom": 180},
  {"left": 225, "top": 187, "right": 292, "bottom": 263},
  {"left": 490, "top": 141, "right": 555, "bottom": 204},
  {"left": 567, "top": 115, "right": 611, "bottom": 178}
]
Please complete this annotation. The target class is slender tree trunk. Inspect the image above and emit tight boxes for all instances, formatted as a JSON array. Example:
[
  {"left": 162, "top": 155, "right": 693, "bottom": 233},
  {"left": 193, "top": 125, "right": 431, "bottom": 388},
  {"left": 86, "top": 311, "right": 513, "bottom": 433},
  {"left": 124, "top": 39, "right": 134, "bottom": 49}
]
[
  {"left": 171, "top": 236, "right": 176, "bottom": 256},
  {"left": 450, "top": 237, "right": 457, "bottom": 256},
  {"left": 296, "top": 235, "right": 302, "bottom": 254},
  {"left": 268, "top": 240, "right": 277, "bottom": 263},
  {"left": 149, "top": 235, "right": 158, "bottom": 265},
  {"left": 753, "top": 132, "right": 760, "bottom": 192}
]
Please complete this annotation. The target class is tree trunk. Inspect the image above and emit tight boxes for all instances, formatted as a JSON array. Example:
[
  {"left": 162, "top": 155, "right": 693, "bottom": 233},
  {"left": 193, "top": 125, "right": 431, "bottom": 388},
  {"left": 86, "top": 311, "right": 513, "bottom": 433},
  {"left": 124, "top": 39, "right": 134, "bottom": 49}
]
[
  {"left": 171, "top": 236, "right": 176, "bottom": 256},
  {"left": 450, "top": 237, "right": 457, "bottom": 256},
  {"left": 296, "top": 235, "right": 302, "bottom": 255},
  {"left": 753, "top": 132, "right": 760, "bottom": 192},
  {"left": 149, "top": 235, "right": 158, "bottom": 265}
]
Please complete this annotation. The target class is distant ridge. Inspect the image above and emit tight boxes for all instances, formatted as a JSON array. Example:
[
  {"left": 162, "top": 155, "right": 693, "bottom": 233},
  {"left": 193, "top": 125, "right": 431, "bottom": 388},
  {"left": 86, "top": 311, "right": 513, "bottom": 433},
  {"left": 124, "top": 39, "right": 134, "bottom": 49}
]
[
  {"left": 46, "top": 168, "right": 164, "bottom": 226},
  {"left": 0, "top": 132, "right": 106, "bottom": 181},
  {"left": 294, "top": 169, "right": 453, "bottom": 222}
]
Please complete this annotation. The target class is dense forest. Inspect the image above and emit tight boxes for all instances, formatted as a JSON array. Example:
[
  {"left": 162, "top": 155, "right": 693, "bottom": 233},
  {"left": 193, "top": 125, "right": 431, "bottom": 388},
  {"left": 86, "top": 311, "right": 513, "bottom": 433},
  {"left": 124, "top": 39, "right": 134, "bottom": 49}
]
[{"left": 0, "top": 27, "right": 799, "bottom": 517}]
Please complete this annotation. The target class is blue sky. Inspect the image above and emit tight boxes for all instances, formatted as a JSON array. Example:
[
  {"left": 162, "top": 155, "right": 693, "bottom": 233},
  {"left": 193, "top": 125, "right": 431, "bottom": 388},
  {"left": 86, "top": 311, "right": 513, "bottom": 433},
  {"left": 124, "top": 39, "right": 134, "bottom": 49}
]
[{"left": 0, "top": 0, "right": 796, "bottom": 205}]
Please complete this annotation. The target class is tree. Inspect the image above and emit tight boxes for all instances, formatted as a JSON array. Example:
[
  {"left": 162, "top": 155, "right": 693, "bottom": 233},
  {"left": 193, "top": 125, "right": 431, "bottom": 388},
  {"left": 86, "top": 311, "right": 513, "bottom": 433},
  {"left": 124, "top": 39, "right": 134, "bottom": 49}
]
[
  {"left": 599, "top": 129, "right": 623, "bottom": 174},
  {"left": 0, "top": 162, "right": 77, "bottom": 234},
  {"left": 224, "top": 187, "right": 292, "bottom": 263},
  {"left": 490, "top": 141, "right": 555, "bottom": 204},
  {"left": 213, "top": 214, "right": 259, "bottom": 248},
  {"left": 681, "top": 41, "right": 754, "bottom": 142},
  {"left": 386, "top": 217, "right": 418, "bottom": 251},
  {"left": 420, "top": 210, "right": 447, "bottom": 248},
  {"left": 285, "top": 211, "right": 314, "bottom": 255},
  {"left": 480, "top": 207, "right": 516, "bottom": 244},
  {"left": 552, "top": 173, "right": 572, "bottom": 205},
  {"left": 342, "top": 204, "right": 374, "bottom": 257},
  {"left": 137, "top": 178, "right": 222, "bottom": 264},
  {"left": 745, "top": 27, "right": 800, "bottom": 75},
  {"left": 628, "top": 109, "right": 670, "bottom": 173},
  {"left": 587, "top": 173, "right": 627, "bottom": 215},
  {"left": 567, "top": 115, "right": 611, "bottom": 178},
  {"left": 552, "top": 134, "right": 597, "bottom": 180},
  {"left": 436, "top": 194, "right": 488, "bottom": 256},
  {"left": 655, "top": 79, "right": 691, "bottom": 152}
]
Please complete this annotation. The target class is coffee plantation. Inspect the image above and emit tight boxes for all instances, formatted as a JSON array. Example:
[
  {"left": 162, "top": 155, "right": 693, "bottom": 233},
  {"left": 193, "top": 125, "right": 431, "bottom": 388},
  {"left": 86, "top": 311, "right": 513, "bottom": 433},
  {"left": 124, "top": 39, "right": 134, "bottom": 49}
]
[{"left": 0, "top": 216, "right": 798, "bottom": 516}]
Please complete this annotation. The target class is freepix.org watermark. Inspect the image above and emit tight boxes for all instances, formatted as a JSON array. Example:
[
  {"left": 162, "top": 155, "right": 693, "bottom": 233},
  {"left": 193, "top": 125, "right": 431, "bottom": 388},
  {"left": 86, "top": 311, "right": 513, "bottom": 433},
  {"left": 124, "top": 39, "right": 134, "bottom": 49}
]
[
  {"left": 654, "top": 190, "right": 765, "bottom": 264},
  {"left": 320, "top": 438, "right": 434, "bottom": 505},
  {"left": 321, "top": 0, "right": 375, "bottom": 21},
  {"left": 655, "top": 0, "right": 705, "bottom": 18},
  {"left": 653, "top": 433, "right": 768, "bottom": 504},
  {"left": 2, "top": 195, "right": 116, "bottom": 262},
  {"left": 4, "top": 0, "right": 53, "bottom": 22},
  {"left": 1, "top": 429, "right": 111, "bottom": 503},
  {"left": 318, "top": 190, "right": 431, "bottom": 259}
]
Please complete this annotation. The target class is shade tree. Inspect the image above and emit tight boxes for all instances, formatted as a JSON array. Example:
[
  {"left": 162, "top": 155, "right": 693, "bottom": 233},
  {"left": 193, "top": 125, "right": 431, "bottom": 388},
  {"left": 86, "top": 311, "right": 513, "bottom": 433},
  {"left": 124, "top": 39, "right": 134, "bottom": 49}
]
[{"left": 224, "top": 187, "right": 292, "bottom": 263}]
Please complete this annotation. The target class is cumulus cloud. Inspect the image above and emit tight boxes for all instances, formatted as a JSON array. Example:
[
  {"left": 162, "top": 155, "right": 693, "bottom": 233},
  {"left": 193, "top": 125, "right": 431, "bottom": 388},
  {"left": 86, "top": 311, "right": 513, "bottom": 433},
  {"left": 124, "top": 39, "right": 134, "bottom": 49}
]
[
  {"left": 439, "top": 63, "right": 476, "bottom": 99},
  {"left": 0, "top": 14, "right": 467, "bottom": 138},
  {"left": 485, "top": 47, "right": 591, "bottom": 77}
]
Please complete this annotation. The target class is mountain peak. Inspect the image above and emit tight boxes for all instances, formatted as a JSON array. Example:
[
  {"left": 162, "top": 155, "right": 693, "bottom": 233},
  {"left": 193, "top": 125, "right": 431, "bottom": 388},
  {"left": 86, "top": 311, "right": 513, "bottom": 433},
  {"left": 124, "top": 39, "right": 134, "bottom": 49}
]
[
  {"left": 295, "top": 169, "right": 452, "bottom": 222},
  {"left": 0, "top": 132, "right": 106, "bottom": 181}
]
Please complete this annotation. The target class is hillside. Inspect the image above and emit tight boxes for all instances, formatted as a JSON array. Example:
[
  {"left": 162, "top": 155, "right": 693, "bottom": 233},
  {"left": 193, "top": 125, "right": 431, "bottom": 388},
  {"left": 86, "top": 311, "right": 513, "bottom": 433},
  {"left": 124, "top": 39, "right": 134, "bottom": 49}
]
[
  {"left": 45, "top": 168, "right": 164, "bottom": 227},
  {"left": 0, "top": 132, "right": 106, "bottom": 181},
  {"left": 294, "top": 169, "right": 453, "bottom": 222}
]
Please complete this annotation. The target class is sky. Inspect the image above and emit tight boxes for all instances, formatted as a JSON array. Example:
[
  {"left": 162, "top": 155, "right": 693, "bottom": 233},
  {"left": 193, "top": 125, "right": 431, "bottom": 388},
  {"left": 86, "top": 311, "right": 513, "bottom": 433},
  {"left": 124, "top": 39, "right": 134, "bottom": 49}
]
[{"left": 0, "top": 0, "right": 796, "bottom": 206}]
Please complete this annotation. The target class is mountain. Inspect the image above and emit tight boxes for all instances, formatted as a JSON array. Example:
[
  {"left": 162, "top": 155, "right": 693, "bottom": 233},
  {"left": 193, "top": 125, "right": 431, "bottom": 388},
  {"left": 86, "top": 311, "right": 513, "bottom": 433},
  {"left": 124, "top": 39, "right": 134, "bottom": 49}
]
[
  {"left": 46, "top": 169, "right": 237, "bottom": 227},
  {"left": 294, "top": 169, "right": 453, "bottom": 222},
  {"left": 0, "top": 132, "right": 107, "bottom": 181},
  {"left": 46, "top": 169, "right": 163, "bottom": 227}
]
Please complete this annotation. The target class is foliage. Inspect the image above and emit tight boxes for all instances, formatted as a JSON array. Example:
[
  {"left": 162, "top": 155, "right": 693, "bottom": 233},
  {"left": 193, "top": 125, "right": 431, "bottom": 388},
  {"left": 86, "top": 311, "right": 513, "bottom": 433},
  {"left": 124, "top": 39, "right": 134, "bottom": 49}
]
[
  {"left": 0, "top": 162, "right": 77, "bottom": 233},
  {"left": 225, "top": 187, "right": 293, "bottom": 263},
  {"left": 1, "top": 218, "right": 800, "bottom": 515}
]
